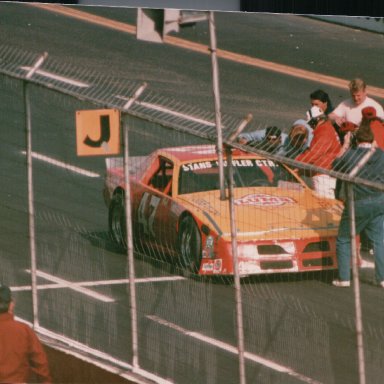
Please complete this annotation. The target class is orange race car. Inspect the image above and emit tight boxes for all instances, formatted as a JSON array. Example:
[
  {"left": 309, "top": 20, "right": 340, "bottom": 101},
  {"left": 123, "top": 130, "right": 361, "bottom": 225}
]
[{"left": 103, "top": 144, "right": 343, "bottom": 276}]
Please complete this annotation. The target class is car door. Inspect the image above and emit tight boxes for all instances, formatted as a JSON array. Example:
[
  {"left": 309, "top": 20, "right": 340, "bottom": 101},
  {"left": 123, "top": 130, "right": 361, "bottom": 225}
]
[{"left": 135, "top": 157, "right": 178, "bottom": 255}]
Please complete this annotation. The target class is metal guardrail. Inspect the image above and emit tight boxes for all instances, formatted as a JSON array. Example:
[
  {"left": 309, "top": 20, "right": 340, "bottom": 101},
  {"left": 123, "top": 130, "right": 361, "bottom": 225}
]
[
  {"left": 0, "top": 43, "right": 238, "bottom": 139},
  {"left": 2, "top": 42, "right": 384, "bottom": 193}
]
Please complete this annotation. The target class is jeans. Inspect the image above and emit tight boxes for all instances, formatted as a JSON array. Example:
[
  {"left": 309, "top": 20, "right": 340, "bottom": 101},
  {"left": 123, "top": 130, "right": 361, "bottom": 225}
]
[{"left": 336, "top": 194, "right": 384, "bottom": 282}]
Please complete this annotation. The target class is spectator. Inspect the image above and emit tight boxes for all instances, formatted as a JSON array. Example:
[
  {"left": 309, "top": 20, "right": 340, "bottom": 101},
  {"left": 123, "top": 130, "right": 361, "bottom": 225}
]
[
  {"left": 0, "top": 284, "right": 51, "bottom": 383},
  {"left": 295, "top": 106, "right": 341, "bottom": 198},
  {"left": 278, "top": 119, "right": 313, "bottom": 159},
  {"left": 362, "top": 106, "right": 384, "bottom": 149},
  {"left": 329, "top": 78, "right": 384, "bottom": 126},
  {"left": 336, "top": 107, "right": 384, "bottom": 253},
  {"left": 336, "top": 107, "right": 384, "bottom": 154},
  {"left": 331, "top": 121, "right": 384, "bottom": 287},
  {"left": 237, "top": 126, "right": 287, "bottom": 154},
  {"left": 310, "top": 88, "right": 347, "bottom": 143},
  {"left": 310, "top": 89, "right": 334, "bottom": 115}
]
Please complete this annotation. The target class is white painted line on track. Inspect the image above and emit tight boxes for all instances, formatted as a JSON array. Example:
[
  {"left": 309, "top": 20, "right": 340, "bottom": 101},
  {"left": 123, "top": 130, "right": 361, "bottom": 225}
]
[
  {"left": 77, "top": 276, "right": 186, "bottom": 286},
  {"left": 20, "top": 66, "right": 89, "bottom": 88},
  {"left": 21, "top": 151, "right": 100, "bottom": 178},
  {"left": 15, "top": 274, "right": 186, "bottom": 298},
  {"left": 147, "top": 315, "right": 323, "bottom": 384},
  {"left": 25, "top": 269, "right": 115, "bottom": 303}
]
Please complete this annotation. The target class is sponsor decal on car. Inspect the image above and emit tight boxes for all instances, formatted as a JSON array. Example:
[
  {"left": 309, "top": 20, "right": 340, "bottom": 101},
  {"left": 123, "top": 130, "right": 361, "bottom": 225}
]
[
  {"left": 191, "top": 198, "right": 220, "bottom": 215},
  {"left": 235, "top": 193, "right": 296, "bottom": 207},
  {"left": 202, "top": 261, "right": 214, "bottom": 272},
  {"left": 201, "top": 259, "right": 223, "bottom": 273},
  {"left": 213, "top": 259, "right": 222, "bottom": 273}
]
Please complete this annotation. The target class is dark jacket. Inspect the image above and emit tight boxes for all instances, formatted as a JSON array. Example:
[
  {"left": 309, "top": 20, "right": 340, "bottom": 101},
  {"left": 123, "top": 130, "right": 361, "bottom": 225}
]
[{"left": 332, "top": 146, "right": 384, "bottom": 201}]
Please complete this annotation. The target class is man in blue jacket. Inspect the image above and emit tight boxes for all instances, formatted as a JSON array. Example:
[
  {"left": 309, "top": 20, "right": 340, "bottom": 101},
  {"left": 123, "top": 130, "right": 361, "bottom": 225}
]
[{"left": 332, "top": 121, "right": 384, "bottom": 287}]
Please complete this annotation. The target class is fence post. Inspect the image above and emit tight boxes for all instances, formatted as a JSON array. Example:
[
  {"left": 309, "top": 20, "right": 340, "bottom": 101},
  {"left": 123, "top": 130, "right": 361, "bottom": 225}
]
[
  {"left": 345, "top": 143, "right": 376, "bottom": 384},
  {"left": 226, "top": 146, "right": 246, "bottom": 384},
  {"left": 23, "top": 81, "right": 39, "bottom": 328},
  {"left": 122, "top": 116, "right": 139, "bottom": 370},
  {"left": 208, "top": 11, "right": 226, "bottom": 201},
  {"left": 120, "top": 83, "right": 147, "bottom": 369},
  {"left": 346, "top": 183, "right": 366, "bottom": 384},
  {"left": 24, "top": 52, "right": 48, "bottom": 329}
]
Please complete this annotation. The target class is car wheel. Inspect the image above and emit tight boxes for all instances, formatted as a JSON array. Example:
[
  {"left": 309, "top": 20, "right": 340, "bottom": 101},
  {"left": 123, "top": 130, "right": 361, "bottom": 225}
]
[
  {"left": 178, "top": 215, "right": 202, "bottom": 273},
  {"left": 109, "top": 193, "right": 126, "bottom": 248}
]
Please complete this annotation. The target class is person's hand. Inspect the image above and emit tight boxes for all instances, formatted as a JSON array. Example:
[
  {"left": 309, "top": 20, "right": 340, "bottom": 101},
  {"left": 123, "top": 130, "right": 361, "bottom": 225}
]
[
  {"left": 336, "top": 132, "right": 352, "bottom": 158},
  {"left": 343, "top": 131, "right": 352, "bottom": 148},
  {"left": 329, "top": 112, "right": 345, "bottom": 127}
]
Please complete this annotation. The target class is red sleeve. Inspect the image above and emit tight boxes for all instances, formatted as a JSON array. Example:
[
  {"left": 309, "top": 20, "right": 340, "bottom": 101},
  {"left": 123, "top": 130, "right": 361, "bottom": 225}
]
[
  {"left": 296, "top": 126, "right": 328, "bottom": 165},
  {"left": 27, "top": 328, "right": 52, "bottom": 384}
]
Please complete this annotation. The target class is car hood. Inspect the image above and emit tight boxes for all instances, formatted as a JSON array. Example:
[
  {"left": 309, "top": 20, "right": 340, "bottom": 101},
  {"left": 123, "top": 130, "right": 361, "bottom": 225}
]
[{"left": 176, "top": 187, "right": 342, "bottom": 240}]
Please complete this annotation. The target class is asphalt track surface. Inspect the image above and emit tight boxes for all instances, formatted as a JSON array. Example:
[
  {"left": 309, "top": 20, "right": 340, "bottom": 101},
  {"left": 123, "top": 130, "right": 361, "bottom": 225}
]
[{"left": 1, "top": 3, "right": 384, "bottom": 384}]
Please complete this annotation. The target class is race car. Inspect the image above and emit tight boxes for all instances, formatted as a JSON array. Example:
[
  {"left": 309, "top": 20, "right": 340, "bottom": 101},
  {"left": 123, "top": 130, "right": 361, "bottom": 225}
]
[{"left": 103, "top": 144, "right": 343, "bottom": 276}]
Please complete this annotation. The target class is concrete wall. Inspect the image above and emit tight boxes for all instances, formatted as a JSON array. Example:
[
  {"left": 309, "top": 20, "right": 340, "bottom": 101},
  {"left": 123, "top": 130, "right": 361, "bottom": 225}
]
[{"left": 36, "top": 345, "right": 136, "bottom": 384}]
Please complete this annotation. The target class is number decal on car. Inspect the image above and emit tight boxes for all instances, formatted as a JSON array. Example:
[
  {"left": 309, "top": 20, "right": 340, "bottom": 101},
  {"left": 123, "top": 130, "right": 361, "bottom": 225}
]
[{"left": 138, "top": 192, "right": 161, "bottom": 237}]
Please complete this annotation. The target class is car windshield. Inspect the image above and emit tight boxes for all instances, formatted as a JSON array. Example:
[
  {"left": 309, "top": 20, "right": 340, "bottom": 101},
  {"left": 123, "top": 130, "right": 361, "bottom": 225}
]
[{"left": 178, "top": 158, "right": 301, "bottom": 194}]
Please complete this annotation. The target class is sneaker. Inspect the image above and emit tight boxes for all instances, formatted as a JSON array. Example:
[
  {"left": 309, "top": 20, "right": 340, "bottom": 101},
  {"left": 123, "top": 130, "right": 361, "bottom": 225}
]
[
  {"left": 379, "top": 281, "right": 384, "bottom": 288},
  {"left": 332, "top": 279, "right": 350, "bottom": 287}
]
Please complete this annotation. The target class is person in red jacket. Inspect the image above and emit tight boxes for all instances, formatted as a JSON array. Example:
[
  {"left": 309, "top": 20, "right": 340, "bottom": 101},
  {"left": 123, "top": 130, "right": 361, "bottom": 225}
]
[
  {"left": 361, "top": 106, "right": 384, "bottom": 149},
  {"left": 295, "top": 106, "right": 341, "bottom": 199},
  {"left": 0, "top": 284, "right": 51, "bottom": 384}
]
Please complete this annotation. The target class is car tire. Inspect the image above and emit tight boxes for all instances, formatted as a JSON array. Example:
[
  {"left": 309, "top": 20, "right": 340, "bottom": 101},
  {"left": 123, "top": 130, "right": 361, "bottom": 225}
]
[
  {"left": 178, "top": 215, "right": 202, "bottom": 273},
  {"left": 109, "top": 192, "right": 126, "bottom": 248}
]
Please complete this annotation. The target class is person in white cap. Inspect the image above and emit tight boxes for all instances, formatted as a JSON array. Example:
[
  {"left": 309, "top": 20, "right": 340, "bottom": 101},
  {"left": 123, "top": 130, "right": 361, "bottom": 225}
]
[
  {"left": 0, "top": 284, "right": 51, "bottom": 383},
  {"left": 295, "top": 106, "right": 341, "bottom": 199}
]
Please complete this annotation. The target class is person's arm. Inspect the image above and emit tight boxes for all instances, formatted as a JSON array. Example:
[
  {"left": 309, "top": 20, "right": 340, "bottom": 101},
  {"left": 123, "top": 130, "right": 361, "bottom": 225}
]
[
  {"left": 329, "top": 102, "right": 346, "bottom": 127},
  {"left": 28, "top": 329, "right": 52, "bottom": 384},
  {"left": 237, "top": 129, "right": 266, "bottom": 144},
  {"left": 335, "top": 131, "right": 352, "bottom": 159}
]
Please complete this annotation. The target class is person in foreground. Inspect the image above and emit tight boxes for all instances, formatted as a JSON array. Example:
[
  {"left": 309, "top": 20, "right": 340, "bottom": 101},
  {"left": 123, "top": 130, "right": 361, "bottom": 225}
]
[
  {"left": 0, "top": 284, "right": 52, "bottom": 383},
  {"left": 331, "top": 121, "right": 384, "bottom": 287}
]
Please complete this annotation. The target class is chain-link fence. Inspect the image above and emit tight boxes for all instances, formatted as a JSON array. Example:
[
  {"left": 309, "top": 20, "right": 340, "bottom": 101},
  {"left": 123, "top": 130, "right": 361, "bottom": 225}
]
[{"left": 1, "top": 42, "right": 384, "bottom": 384}]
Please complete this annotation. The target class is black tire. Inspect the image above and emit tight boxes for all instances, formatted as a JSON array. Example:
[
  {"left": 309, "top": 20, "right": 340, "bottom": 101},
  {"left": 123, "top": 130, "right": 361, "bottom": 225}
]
[
  {"left": 178, "top": 215, "right": 202, "bottom": 273},
  {"left": 108, "top": 193, "right": 126, "bottom": 248}
]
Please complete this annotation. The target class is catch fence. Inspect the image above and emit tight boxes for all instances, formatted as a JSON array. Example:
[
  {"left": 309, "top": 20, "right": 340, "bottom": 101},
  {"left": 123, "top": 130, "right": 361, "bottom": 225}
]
[{"left": 1, "top": 42, "right": 384, "bottom": 384}]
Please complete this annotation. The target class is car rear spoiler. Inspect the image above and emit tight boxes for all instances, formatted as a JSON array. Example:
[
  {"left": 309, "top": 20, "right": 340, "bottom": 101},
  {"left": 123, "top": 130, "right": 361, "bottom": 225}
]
[{"left": 105, "top": 156, "right": 149, "bottom": 175}]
